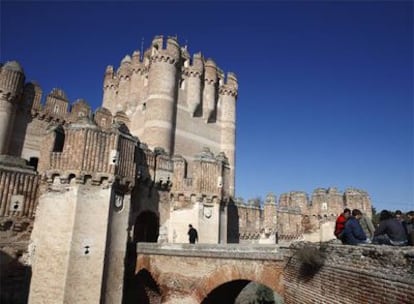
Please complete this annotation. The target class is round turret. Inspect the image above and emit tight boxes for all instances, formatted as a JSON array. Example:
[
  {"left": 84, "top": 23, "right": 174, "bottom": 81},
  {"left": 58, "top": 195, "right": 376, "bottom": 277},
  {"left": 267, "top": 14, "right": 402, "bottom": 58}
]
[
  {"left": 0, "top": 60, "right": 25, "bottom": 101},
  {"left": 102, "top": 65, "right": 118, "bottom": 112},
  {"left": 185, "top": 53, "right": 204, "bottom": 115},
  {"left": 165, "top": 37, "right": 180, "bottom": 60},
  {"left": 204, "top": 59, "right": 217, "bottom": 83},
  {"left": 218, "top": 69, "right": 237, "bottom": 197},
  {"left": 203, "top": 59, "right": 218, "bottom": 121},
  {"left": 144, "top": 35, "right": 181, "bottom": 154},
  {"left": 0, "top": 61, "right": 25, "bottom": 154},
  {"left": 3, "top": 61, "right": 24, "bottom": 72},
  {"left": 226, "top": 72, "right": 238, "bottom": 89},
  {"left": 131, "top": 50, "right": 142, "bottom": 67},
  {"left": 118, "top": 55, "right": 132, "bottom": 78},
  {"left": 192, "top": 53, "right": 203, "bottom": 70}
]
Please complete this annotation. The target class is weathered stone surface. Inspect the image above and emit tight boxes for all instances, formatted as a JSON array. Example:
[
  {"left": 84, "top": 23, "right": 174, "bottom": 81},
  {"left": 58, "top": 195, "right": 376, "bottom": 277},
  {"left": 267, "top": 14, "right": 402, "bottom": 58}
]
[{"left": 136, "top": 242, "right": 414, "bottom": 304}]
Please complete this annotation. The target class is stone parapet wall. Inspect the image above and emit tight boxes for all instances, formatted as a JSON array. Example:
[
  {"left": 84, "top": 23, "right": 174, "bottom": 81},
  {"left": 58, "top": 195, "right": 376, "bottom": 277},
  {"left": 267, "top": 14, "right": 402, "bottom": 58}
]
[
  {"left": 284, "top": 242, "right": 414, "bottom": 304},
  {"left": 137, "top": 243, "right": 288, "bottom": 261}
]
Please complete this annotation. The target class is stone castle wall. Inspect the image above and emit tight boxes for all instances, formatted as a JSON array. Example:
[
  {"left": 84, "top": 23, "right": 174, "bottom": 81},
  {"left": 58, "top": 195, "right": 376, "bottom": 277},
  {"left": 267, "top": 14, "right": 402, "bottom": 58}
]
[{"left": 236, "top": 187, "right": 372, "bottom": 242}]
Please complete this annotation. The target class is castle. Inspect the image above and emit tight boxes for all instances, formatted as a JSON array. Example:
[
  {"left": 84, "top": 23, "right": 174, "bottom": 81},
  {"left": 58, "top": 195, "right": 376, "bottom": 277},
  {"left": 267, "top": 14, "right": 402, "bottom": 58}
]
[{"left": 0, "top": 36, "right": 372, "bottom": 303}]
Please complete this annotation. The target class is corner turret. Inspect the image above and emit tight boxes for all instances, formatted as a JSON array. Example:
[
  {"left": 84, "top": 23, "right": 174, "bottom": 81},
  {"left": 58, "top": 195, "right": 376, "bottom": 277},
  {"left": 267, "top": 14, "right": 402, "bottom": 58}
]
[
  {"left": 102, "top": 65, "right": 117, "bottom": 111},
  {"left": 0, "top": 61, "right": 26, "bottom": 154},
  {"left": 185, "top": 52, "right": 204, "bottom": 115},
  {"left": 203, "top": 59, "right": 218, "bottom": 121},
  {"left": 218, "top": 72, "right": 238, "bottom": 196}
]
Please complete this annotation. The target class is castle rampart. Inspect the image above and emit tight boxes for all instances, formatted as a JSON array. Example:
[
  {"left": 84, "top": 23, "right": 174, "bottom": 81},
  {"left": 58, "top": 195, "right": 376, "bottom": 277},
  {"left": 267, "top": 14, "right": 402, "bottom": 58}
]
[{"left": 237, "top": 187, "right": 372, "bottom": 243}]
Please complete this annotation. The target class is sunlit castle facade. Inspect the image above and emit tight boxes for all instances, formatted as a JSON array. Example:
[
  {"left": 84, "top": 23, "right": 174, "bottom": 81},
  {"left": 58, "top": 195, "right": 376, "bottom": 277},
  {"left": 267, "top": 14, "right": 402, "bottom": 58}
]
[
  {"left": 0, "top": 35, "right": 372, "bottom": 303},
  {"left": 0, "top": 36, "right": 239, "bottom": 302}
]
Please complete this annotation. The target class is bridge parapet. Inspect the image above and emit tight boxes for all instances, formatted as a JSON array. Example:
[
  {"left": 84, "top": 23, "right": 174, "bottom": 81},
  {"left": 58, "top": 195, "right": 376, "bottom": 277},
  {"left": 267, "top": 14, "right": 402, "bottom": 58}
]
[{"left": 137, "top": 242, "right": 290, "bottom": 261}]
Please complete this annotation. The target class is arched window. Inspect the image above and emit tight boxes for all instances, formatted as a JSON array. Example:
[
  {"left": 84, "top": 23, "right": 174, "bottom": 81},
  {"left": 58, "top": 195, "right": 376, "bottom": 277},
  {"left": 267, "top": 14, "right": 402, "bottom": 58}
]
[{"left": 133, "top": 211, "right": 159, "bottom": 243}]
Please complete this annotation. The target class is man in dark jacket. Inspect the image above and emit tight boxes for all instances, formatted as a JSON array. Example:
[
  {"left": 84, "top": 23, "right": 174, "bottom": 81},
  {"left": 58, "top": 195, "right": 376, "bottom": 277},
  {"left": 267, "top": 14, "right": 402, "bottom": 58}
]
[
  {"left": 188, "top": 224, "right": 198, "bottom": 244},
  {"left": 342, "top": 209, "right": 367, "bottom": 245},
  {"left": 373, "top": 210, "right": 408, "bottom": 246},
  {"left": 403, "top": 211, "right": 414, "bottom": 245}
]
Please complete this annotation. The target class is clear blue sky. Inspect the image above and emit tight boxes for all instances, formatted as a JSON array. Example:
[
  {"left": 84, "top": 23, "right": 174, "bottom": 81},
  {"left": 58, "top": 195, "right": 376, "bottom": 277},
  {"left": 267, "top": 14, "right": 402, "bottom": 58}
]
[{"left": 1, "top": 1, "right": 413, "bottom": 211}]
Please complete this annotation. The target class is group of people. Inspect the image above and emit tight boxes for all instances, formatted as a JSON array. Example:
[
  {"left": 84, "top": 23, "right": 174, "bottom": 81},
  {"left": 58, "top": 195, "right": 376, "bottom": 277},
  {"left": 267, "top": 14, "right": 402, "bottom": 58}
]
[{"left": 335, "top": 208, "right": 414, "bottom": 246}]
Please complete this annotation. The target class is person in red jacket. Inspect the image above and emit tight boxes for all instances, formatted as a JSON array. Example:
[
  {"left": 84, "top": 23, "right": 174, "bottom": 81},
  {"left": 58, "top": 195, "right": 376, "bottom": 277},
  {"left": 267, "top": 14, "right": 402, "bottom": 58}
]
[{"left": 335, "top": 208, "right": 351, "bottom": 242}]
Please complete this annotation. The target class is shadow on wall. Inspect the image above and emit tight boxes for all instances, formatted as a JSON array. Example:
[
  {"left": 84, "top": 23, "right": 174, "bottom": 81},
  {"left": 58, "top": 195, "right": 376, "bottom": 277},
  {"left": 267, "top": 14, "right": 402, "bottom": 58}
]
[
  {"left": 123, "top": 211, "right": 161, "bottom": 304},
  {"left": 227, "top": 198, "right": 239, "bottom": 243},
  {"left": 286, "top": 244, "right": 326, "bottom": 282},
  {"left": 122, "top": 266, "right": 161, "bottom": 303},
  {"left": 0, "top": 250, "right": 32, "bottom": 304},
  {"left": 133, "top": 211, "right": 160, "bottom": 243},
  {"left": 202, "top": 279, "right": 250, "bottom": 304}
]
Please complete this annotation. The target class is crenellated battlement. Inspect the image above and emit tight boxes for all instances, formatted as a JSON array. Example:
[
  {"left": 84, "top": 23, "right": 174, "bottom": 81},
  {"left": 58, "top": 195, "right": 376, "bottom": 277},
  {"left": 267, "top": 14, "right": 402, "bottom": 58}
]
[
  {"left": 219, "top": 84, "right": 238, "bottom": 97},
  {"left": 225, "top": 72, "right": 238, "bottom": 88},
  {"left": 149, "top": 35, "right": 181, "bottom": 64},
  {"left": 39, "top": 115, "right": 138, "bottom": 189},
  {"left": 118, "top": 55, "right": 132, "bottom": 79},
  {"left": 236, "top": 187, "right": 372, "bottom": 242}
]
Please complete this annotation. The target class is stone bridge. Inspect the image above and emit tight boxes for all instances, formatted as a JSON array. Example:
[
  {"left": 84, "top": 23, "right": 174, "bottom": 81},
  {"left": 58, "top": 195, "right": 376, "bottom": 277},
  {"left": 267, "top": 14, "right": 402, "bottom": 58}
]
[
  {"left": 135, "top": 243, "right": 288, "bottom": 303},
  {"left": 132, "top": 243, "right": 414, "bottom": 304}
]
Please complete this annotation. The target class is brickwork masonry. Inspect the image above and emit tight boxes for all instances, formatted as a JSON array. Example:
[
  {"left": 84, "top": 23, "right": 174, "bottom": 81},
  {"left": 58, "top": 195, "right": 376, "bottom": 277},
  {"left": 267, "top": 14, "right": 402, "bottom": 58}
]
[{"left": 284, "top": 242, "right": 414, "bottom": 304}]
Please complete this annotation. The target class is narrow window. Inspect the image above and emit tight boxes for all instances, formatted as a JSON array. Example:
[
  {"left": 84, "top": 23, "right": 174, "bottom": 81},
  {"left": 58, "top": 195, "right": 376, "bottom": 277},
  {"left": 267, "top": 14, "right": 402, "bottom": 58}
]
[
  {"left": 29, "top": 157, "right": 39, "bottom": 171},
  {"left": 53, "top": 129, "right": 65, "bottom": 152}
]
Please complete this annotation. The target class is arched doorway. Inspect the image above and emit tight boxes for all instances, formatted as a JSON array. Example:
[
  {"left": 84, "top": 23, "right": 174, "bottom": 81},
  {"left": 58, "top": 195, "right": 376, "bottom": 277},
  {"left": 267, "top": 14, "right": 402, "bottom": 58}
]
[
  {"left": 201, "top": 280, "right": 283, "bottom": 304},
  {"left": 133, "top": 211, "right": 159, "bottom": 243},
  {"left": 124, "top": 212, "right": 160, "bottom": 304}
]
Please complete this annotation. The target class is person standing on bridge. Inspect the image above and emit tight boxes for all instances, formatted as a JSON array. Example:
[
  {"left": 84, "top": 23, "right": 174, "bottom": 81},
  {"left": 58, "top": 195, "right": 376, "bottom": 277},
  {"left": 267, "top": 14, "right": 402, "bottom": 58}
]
[{"left": 188, "top": 224, "right": 198, "bottom": 244}]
